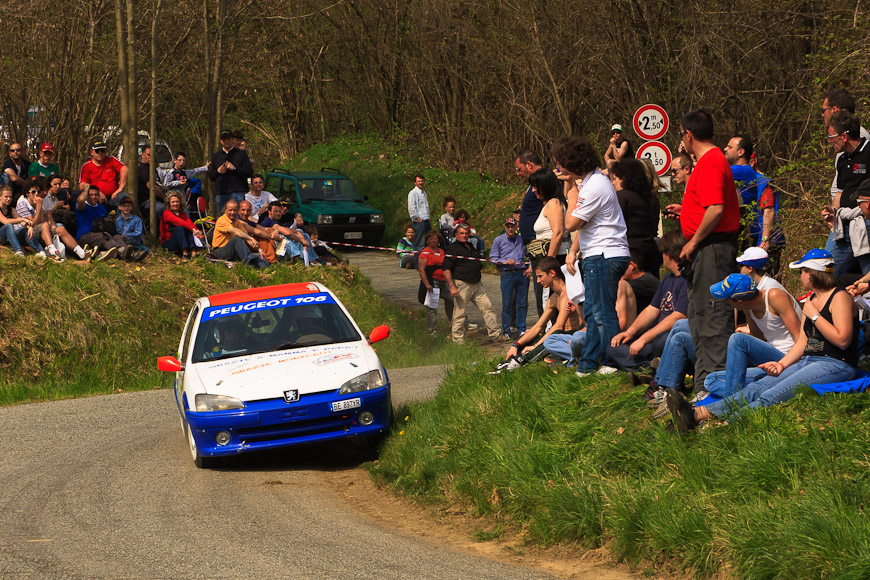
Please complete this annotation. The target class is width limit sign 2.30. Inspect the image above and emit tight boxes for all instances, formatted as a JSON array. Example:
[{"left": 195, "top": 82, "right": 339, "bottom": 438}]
[
  {"left": 636, "top": 141, "right": 672, "bottom": 177},
  {"left": 632, "top": 104, "right": 669, "bottom": 141}
]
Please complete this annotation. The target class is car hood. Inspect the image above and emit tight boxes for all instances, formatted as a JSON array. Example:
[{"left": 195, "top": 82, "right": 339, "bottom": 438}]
[
  {"left": 190, "top": 342, "right": 382, "bottom": 402},
  {"left": 302, "top": 200, "right": 381, "bottom": 215}
]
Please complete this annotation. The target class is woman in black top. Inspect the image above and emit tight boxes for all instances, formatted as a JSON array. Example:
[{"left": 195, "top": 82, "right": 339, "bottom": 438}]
[
  {"left": 667, "top": 249, "right": 858, "bottom": 432},
  {"left": 609, "top": 158, "right": 661, "bottom": 276}
]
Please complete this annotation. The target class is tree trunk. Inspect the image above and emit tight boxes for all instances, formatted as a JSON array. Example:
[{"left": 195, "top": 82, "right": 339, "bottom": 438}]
[{"left": 150, "top": 0, "right": 163, "bottom": 236}]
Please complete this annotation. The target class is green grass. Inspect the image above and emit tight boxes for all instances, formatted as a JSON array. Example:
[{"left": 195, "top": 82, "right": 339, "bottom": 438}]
[
  {"left": 0, "top": 254, "right": 477, "bottom": 406},
  {"left": 369, "top": 363, "right": 870, "bottom": 578},
  {"left": 285, "top": 134, "right": 521, "bottom": 247}
]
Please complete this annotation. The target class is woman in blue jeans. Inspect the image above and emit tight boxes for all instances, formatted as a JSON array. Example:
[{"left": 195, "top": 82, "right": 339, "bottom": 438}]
[{"left": 668, "top": 249, "right": 859, "bottom": 432}]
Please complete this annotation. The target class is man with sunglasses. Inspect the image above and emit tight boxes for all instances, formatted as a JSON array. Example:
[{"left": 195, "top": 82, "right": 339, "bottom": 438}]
[
  {"left": 821, "top": 110, "right": 870, "bottom": 278},
  {"left": 28, "top": 143, "right": 60, "bottom": 179},
  {"left": 604, "top": 124, "right": 633, "bottom": 169},
  {"left": 78, "top": 138, "right": 129, "bottom": 207},
  {"left": 821, "top": 89, "right": 870, "bottom": 201},
  {"left": 1, "top": 143, "right": 30, "bottom": 199}
]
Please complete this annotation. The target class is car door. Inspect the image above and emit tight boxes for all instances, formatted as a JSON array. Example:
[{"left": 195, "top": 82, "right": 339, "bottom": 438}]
[{"left": 176, "top": 304, "right": 200, "bottom": 411}]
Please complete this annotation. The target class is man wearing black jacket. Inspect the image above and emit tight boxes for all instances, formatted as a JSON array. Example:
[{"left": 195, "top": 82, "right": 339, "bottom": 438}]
[
  {"left": 442, "top": 222, "right": 510, "bottom": 345},
  {"left": 209, "top": 130, "right": 253, "bottom": 213}
]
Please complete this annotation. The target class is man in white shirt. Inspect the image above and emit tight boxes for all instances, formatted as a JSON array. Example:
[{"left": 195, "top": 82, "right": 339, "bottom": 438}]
[
  {"left": 554, "top": 136, "right": 631, "bottom": 376},
  {"left": 407, "top": 173, "right": 430, "bottom": 252}
]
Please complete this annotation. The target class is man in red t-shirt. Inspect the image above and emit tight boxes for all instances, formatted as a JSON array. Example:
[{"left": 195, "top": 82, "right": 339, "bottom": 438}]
[
  {"left": 78, "top": 138, "right": 129, "bottom": 207},
  {"left": 675, "top": 109, "right": 739, "bottom": 396}
]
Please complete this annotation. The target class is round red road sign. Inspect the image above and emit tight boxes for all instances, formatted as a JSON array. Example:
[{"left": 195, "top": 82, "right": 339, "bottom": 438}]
[
  {"left": 635, "top": 141, "right": 672, "bottom": 176},
  {"left": 632, "top": 104, "right": 669, "bottom": 141}
]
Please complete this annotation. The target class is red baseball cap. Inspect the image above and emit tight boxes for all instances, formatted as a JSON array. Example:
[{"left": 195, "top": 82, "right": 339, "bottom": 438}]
[{"left": 41, "top": 143, "right": 54, "bottom": 152}]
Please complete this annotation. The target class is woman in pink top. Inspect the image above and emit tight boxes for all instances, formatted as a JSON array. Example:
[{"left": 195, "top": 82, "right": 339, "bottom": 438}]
[{"left": 161, "top": 191, "right": 203, "bottom": 258}]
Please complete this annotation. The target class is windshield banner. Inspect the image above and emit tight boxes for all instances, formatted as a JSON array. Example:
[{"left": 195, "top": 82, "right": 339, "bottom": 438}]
[{"left": 202, "top": 292, "right": 336, "bottom": 321}]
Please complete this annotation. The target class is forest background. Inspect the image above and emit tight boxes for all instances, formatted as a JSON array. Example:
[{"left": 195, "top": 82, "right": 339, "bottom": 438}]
[{"left": 3, "top": 0, "right": 870, "bottom": 265}]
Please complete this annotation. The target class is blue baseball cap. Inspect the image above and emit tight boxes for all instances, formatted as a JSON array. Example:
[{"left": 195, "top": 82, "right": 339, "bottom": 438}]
[
  {"left": 710, "top": 273, "right": 758, "bottom": 301},
  {"left": 789, "top": 248, "right": 834, "bottom": 273}
]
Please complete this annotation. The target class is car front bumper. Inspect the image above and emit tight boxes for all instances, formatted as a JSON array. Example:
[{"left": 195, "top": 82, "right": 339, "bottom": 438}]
[{"left": 184, "top": 385, "right": 391, "bottom": 457}]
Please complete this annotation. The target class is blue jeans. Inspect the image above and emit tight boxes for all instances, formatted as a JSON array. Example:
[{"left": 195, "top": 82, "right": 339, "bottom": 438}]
[
  {"left": 0, "top": 223, "right": 24, "bottom": 252},
  {"left": 703, "top": 333, "right": 787, "bottom": 398},
  {"left": 411, "top": 219, "right": 431, "bottom": 252},
  {"left": 162, "top": 226, "right": 196, "bottom": 254},
  {"left": 826, "top": 227, "right": 870, "bottom": 278},
  {"left": 499, "top": 269, "right": 528, "bottom": 334},
  {"left": 654, "top": 318, "right": 695, "bottom": 388},
  {"left": 705, "top": 356, "right": 857, "bottom": 417},
  {"left": 216, "top": 192, "right": 246, "bottom": 215},
  {"left": 578, "top": 254, "right": 630, "bottom": 372},
  {"left": 604, "top": 331, "right": 669, "bottom": 371},
  {"left": 543, "top": 330, "right": 586, "bottom": 365}
]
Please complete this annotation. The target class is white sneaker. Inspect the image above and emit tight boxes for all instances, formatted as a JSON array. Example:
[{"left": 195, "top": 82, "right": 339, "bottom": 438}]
[
  {"left": 13, "top": 250, "right": 24, "bottom": 257},
  {"left": 53, "top": 236, "right": 65, "bottom": 259},
  {"left": 466, "top": 322, "right": 479, "bottom": 331},
  {"left": 35, "top": 251, "right": 47, "bottom": 259},
  {"left": 597, "top": 366, "right": 619, "bottom": 375},
  {"left": 689, "top": 390, "right": 710, "bottom": 403},
  {"left": 575, "top": 371, "right": 593, "bottom": 378}
]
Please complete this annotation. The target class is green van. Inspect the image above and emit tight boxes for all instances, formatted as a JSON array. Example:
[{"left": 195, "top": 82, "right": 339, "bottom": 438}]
[{"left": 264, "top": 168, "right": 385, "bottom": 246}]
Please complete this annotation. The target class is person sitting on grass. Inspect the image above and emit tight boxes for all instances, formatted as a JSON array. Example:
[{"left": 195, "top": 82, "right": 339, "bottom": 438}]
[
  {"left": 16, "top": 180, "right": 57, "bottom": 260},
  {"left": 238, "top": 200, "right": 281, "bottom": 264},
  {"left": 602, "top": 229, "right": 688, "bottom": 374},
  {"left": 115, "top": 197, "right": 150, "bottom": 261},
  {"left": 397, "top": 223, "right": 417, "bottom": 269},
  {"left": 453, "top": 209, "right": 485, "bottom": 257},
  {"left": 699, "top": 272, "right": 802, "bottom": 401},
  {"left": 491, "top": 257, "right": 583, "bottom": 373},
  {"left": 260, "top": 202, "right": 314, "bottom": 264},
  {"left": 40, "top": 176, "right": 88, "bottom": 261},
  {"left": 76, "top": 185, "right": 127, "bottom": 261},
  {"left": 160, "top": 190, "right": 203, "bottom": 258},
  {"left": 417, "top": 229, "right": 454, "bottom": 337},
  {"left": 304, "top": 225, "right": 342, "bottom": 265},
  {"left": 667, "top": 249, "right": 860, "bottom": 433},
  {"left": 211, "top": 199, "right": 268, "bottom": 269},
  {"left": 439, "top": 196, "right": 456, "bottom": 242},
  {"left": 0, "top": 185, "right": 42, "bottom": 257}
]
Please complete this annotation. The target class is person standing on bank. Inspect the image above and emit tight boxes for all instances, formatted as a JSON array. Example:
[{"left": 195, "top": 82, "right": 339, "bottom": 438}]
[
  {"left": 675, "top": 110, "right": 741, "bottom": 393},
  {"left": 209, "top": 130, "right": 253, "bottom": 214},
  {"left": 407, "top": 174, "right": 431, "bottom": 253}
]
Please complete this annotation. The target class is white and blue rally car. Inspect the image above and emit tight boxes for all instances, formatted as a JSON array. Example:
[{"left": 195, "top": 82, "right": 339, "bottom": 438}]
[{"left": 158, "top": 282, "right": 392, "bottom": 467}]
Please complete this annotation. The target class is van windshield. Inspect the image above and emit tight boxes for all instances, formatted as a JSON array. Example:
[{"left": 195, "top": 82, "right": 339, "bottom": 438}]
[{"left": 298, "top": 178, "right": 364, "bottom": 203}]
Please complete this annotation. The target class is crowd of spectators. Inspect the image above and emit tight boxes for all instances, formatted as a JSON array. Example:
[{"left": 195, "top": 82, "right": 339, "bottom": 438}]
[{"left": 392, "top": 92, "right": 870, "bottom": 432}]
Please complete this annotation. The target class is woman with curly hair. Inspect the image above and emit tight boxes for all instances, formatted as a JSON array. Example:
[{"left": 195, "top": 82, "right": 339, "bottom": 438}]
[{"left": 551, "top": 136, "right": 630, "bottom": 376}]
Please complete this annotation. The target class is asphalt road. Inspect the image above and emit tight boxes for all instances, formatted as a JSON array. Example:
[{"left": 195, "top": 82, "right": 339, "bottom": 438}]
[{"left": 0, "top": 366, "right": 559, "bottom": 580}]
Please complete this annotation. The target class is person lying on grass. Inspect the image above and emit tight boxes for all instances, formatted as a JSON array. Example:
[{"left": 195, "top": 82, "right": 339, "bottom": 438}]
[
  {"left": 667, "top": 249, "right": 860, "bottom": 433},
  {"left": 490, "top": 256, "right": 583, "bottom": 374}
]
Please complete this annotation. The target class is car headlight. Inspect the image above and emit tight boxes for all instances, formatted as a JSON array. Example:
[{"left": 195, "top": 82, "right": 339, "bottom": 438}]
[
  {"left": 195, "top": 394, "right": 246, "bottom": 412},
  {"left": 370, "top": 214, "right": 383, "bottom": 224},
  {"left": 317, "top": 214, "right": 333, "bottom": 225},
  {"left": 339, "top": 370, "right": 386, "bottom": 394}
]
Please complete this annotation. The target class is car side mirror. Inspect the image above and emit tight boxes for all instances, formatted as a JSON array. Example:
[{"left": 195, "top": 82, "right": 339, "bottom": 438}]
[
  {"left": 157, "top": 356, "right": 184, "bottom": 372},
  {"left": 367, "top": 325, "right": 390, "bottom": 344}
]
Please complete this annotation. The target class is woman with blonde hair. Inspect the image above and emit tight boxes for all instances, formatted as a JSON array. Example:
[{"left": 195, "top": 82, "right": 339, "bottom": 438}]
[{"left": 160, "top": 190, "right": 203, "bottom": 258}]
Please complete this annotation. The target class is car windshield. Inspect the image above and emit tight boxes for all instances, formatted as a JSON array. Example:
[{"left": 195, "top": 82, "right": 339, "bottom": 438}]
[
  {"left": 298, "top": 178, "right": 364, "bottom": 203},
  {"left": 191, "top": 293, "right": 362, "bottom": 363}
]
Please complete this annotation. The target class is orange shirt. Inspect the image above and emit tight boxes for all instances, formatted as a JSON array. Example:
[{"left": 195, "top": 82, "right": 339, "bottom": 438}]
[{"left": 213, "top": 214, "right": 245, "bottom": 248}]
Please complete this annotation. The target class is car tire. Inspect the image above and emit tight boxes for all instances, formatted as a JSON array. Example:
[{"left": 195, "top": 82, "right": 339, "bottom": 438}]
[{"left": 185, "top": 420, "right": 217, "bottom": 469}]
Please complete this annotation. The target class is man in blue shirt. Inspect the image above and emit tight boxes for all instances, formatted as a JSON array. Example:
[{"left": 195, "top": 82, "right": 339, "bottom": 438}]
[
  {"left": 75, "top": 185, "right": 125, "bottom": 261},
  {"left": 723, "top": 134, "right": 780, "bottom": 251},
  {"left": 489, "top": 217, "right": 528, "bottom": 339}
]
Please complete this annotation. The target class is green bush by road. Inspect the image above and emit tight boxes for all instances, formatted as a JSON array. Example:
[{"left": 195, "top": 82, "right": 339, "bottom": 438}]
[{"left": 370, "top": 363, "right": 870, "bottom": 579}]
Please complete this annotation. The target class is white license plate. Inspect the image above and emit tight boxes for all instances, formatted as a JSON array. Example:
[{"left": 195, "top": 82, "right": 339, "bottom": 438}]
[
  {"left": 344, "top": 232, "right": 363, "bottom": 239},
  {"left": 331, "top": 398, "right": 361, "bottom": 412}
]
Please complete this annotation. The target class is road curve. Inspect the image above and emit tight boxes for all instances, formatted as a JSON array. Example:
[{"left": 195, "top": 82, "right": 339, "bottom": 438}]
[{"left": 0, "top": 367, "right": 558, "bottom": 580}]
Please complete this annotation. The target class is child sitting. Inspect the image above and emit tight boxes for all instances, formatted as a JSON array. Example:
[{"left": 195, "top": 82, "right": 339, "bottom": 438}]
[
  {"left": 397, "top": 223, "right": 417, "bottom": 268},
  {"left": 115, "top": 197, "right": 150, "bottom": 261},
  {"left": 304, "top": 225, "right": 343, "bottom": 265}
]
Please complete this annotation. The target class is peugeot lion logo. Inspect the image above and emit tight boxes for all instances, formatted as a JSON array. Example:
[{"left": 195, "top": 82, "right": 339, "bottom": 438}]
[{"left": 283, "top": 389, "right": 300, "bottom": 403}]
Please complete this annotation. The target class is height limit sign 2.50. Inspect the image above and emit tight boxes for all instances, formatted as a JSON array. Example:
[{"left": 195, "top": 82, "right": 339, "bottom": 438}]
[
  {"left": 635, "top": 141, "right": 672, "bottom": 177},
  {"left": 632, "top": 104, "right": 669, "bottom": 141}
]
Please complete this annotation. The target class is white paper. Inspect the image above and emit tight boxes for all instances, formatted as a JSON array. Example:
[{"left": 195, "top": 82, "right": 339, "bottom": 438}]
[
  {"left": 424, "top": 287, "right": 440, "bottom": 309},
  {"left": 561, "top": 261, "right": 585, "bottom": 304}
]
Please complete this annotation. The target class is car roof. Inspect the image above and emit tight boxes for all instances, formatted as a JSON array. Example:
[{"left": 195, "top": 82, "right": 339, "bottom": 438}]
[
  {"left": 206, "top": 282, "right": 325, "bottom": 307},
  {"left": 269, "top": 170, "right": 348, "bottom": 179}
]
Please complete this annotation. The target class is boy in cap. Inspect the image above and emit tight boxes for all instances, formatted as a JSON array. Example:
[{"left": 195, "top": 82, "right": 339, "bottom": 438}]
[
  {"left": 489, "top": 217, "right": 529, "bottom": 339},
  {"left": 115, "top": 197, "right": 150, "bottom": 261}
]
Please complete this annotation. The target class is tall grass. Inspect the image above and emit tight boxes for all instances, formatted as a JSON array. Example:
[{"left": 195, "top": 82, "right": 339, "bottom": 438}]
[
  {"left": 370, "top": 364, "right": 870, "bottom": 578},
  {"left": 0, "top": 254, "right": 474, "bottom": 406}
]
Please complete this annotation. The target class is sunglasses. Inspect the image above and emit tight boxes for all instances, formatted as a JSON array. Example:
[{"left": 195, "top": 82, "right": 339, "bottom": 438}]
[
  {"left": 93, "top": 148, "right": 107, "bottom": 153},
  {"left": 9, "top": 148, "right": 22, "bottom": 152}
]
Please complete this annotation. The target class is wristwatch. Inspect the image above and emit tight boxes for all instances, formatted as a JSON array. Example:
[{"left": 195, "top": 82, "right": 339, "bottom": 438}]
[
  {"left": 761, "top": 235, "right": 769, "bottom": 242},
  {"left": 810, "top": 314, "right": 820, "bottom": 323}
]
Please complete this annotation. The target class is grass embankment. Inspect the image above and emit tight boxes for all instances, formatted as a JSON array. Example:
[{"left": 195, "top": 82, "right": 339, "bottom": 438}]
[
  {"left": 370, "top": 363, "right": 870, "bottom": 579},
  {"left": 0, "top": 254, "right": 473, "bottom": 406},
  {"left": 287, "top": 134, "right": 521, "bottom": 247}
]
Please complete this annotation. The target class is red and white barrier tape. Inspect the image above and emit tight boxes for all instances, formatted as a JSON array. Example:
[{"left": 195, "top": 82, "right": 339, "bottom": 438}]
[{"left": 324, "top": 240, "right": 531, "bottom": 266}]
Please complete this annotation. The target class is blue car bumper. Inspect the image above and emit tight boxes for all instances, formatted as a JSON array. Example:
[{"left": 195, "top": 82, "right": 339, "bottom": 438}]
[{"left": 184, "top": 385, "right": 391, "bottom": 457}]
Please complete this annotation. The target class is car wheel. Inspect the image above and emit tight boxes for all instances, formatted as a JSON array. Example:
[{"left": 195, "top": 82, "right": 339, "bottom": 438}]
[{"left": 185, "top": 420, "right": 217, "bottom": 469}]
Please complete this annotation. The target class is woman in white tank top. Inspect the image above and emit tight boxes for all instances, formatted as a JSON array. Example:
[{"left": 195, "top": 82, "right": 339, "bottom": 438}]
[{"left": 528, "top": 169, "right": 569, "bottom": 260}]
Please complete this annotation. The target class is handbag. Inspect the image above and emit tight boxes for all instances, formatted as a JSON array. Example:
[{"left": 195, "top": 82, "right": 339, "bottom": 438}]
[{"left": 526, "top": 238, "right": 550, "bottom": 259}]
